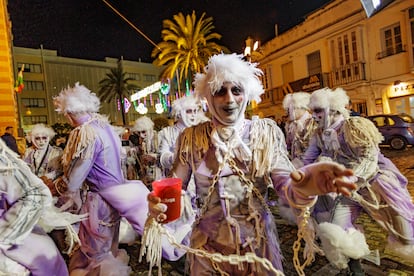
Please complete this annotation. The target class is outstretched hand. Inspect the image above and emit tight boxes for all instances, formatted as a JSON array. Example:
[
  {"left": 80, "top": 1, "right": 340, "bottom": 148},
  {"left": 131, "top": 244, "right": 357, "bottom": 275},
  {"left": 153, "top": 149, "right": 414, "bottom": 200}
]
[
  {"left": 290, "top": 161, "right": 357, "bottom": 197},
  {"left": 147, "top": 193, "right": 168, "bottom": 223}
]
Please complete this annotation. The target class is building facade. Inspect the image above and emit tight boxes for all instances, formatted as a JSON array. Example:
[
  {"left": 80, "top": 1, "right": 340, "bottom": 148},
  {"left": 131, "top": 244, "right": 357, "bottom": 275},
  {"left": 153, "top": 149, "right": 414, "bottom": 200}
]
[
  {"left": 0, "top": 0, "right": 18, "bottom": 133},
  {"left": 254, "top": 0, "right": 414, "bottom": 119},
  {"left": 13, "top": 46, "right": 165, "bottom": 132}
]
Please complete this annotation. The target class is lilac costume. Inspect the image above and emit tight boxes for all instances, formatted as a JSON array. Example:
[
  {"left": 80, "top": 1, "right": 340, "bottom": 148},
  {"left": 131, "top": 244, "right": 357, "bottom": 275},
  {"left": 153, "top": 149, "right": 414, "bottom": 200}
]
[
  {"left": 172, "top": 118, "right": 296, "bottom": 275},
  {"left": 61, "top": 114, "right": 183, "bottom": 274},
  {"left": 302, "top": 116, "right": 414, "bottom": 265},
  {"left": 0, "top": 140, "right": 68, "bottom": 276}
]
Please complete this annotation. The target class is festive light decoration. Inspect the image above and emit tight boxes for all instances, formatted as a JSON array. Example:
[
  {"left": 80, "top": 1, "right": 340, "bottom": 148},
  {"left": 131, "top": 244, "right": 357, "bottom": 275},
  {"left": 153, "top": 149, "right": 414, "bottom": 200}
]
[
  {"left": 160, "top": 79, "right": 170, "bottom": 95},
  {"left": 124, "top": 97, "right": 131, "bottom": 113},
  {"left": 135, "top": 102, "right": 148, "bottom": 114},
  {"left": 155, "top": 103, "right": 164, "bottom": 114},
  {"left": 14, "top": 64, "right": 25, "bottom": 93}
]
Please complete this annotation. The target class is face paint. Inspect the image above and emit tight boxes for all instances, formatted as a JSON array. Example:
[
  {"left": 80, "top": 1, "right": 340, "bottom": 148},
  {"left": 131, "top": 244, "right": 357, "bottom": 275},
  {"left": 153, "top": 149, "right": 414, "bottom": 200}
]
[
  {"left": 33, "top": 135, "right": 50, "bottom": 150},
  {"left": 136, "top": 130, "right": 148, "bottom": 140},
  {"left": 211, "top": 82, "right": 246, "bottom": 125},
  {"left": 181, "top": 106, "right": 201, "bottom": 127}
]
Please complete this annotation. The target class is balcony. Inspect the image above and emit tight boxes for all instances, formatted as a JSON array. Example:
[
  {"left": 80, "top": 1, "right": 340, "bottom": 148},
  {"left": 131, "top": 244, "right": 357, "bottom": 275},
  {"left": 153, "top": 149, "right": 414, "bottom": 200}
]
[
  {"left": 376, "top": 44, "right": 406, "bottom": 60},
  {"left": 329, "top": 61, "right": 366, "bottom": 86}
]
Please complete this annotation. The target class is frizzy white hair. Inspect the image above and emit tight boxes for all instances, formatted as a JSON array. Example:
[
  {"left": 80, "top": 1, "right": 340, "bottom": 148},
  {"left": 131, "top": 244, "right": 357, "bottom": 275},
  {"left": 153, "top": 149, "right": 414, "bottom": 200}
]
[
  {"left": 282, "top": 92, "right": 311, "bottom": 110},
  {"left": 30, "top": 124, "right": 56, "bottom": 139},
  {"left": 171, "top": 94, "right": 200, "bottom": 119},
  {"left": 132, "top": 116, "right": 154, "bottom": 132},
  {"left": 53, "top": 82, "right": 100, "bottom": 114},
  {"left": 193, "top": 53, "right": 264, "bottom": 103},
  {"left": 309, "top": 87, "right": 350, "bottom": 119}
]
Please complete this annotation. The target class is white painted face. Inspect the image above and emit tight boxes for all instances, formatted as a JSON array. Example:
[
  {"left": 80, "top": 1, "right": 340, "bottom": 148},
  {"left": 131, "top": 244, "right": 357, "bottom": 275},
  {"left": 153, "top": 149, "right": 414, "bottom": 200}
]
[
  {"left": 211, "top": 82, "right": 246, "bottom": 125},
  {"left": 181, "top": 106, "right": 201, "bottom": 127},
  {"left": 312, "top": 107, "right": 328, "bottom": 129},
  {"left": 136, "top": 130, "right": 148, "bottom": 141},
  {"left": 32, "top": 135, "right": 50, "bottom": 150}
]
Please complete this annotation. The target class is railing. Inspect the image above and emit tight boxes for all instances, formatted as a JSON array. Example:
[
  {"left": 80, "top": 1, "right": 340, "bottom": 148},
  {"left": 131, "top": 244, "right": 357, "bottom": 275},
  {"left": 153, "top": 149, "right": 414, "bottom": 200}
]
[
  {"left": 329, "top": 61, "right": 366, "bottom": 86},
  {"left": 376, "top": 44, "right": 406, "bottom": 60}
]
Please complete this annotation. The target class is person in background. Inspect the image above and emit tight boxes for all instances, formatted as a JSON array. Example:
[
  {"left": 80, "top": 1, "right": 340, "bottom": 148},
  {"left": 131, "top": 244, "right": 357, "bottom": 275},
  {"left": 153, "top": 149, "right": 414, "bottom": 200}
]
[
  {"left": 145, "top": 53, "right": 357, "bottom": 276},
  {"left": 127, "top": 116, "right": 161, "bottom": 186},
  {"left": 282, "top": 92, "right": 317, "bottom": 168},
  {"left": 1, "top": 126, "right": 19, "bottom": 155},
  {"left": 303, "top": 87, "right": 414, "bottom": 275},
  {"left": 23, "top": 124, "right": 63, "bottom": 185},
  {"left": 158, "top": 94, "right": 209, "bottom": 177},
  {"left": 0, "top": 138, "right": 69, "bottom": 276},
  {"left": 347, "top": 99, "right": 360, "bottom": 116}
]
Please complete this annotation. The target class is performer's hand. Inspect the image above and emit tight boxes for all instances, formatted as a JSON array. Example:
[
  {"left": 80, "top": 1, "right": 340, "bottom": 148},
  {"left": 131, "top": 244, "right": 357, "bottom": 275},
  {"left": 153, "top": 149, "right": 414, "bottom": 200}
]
[
  {"left": 147, "top": 193, "right": 167, "bottom": 223},
  {"left": 290, "top": 161, "right": 357, "bottom": 197},
  {"left": 40, "top": 176, "right": 58, "bottom": 196}
]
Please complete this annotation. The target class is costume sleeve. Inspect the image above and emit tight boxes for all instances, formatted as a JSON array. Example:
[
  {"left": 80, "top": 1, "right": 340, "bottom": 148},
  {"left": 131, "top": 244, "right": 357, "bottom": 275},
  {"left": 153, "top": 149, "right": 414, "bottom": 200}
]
[
  {"left": 301, "top": 135, "right": 322, "bottom": 165},
  {"left": 0, "top": 155, "right": 52, "bottom": 246},
  {"left": 158, "top": 128, "right": 174, "bottom": 171},
  {"left": 65, "top": 139, "right": 99, "bottom": 192}
]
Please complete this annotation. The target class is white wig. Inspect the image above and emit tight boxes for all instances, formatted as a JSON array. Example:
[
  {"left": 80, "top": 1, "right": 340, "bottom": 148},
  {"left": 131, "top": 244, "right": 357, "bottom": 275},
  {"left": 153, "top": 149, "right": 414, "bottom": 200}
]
[
  {"left": 171, "top": 94, "right": 200, "bottom": 119},
  {"left": 30, "top": 124, "right": 56, "bottom": 139},
  {"left": 282, "top": 92, "right": 311, "bottom": 110},
  {"left": 54, "top": 82, "right": 100, "bottom": 114},
  {"left": 193, "top": 53, "right": 264, "bottom": 103},
  {"left": 309, "top": 87, "right": 332, "bottom": 110},
  {"left": 330, "top": 88, "right": 350, "bottom": 118},
  {"left": 132, "top": 116, "right": 154, "bottom": 132}
]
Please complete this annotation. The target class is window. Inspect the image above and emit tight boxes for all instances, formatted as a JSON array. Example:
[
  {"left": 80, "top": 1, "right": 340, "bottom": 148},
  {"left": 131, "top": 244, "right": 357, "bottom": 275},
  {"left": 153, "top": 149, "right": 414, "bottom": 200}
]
[
  {"left": 261, "top": 67, "right": 270, "bottom": 90},
  {"left": 281, "top": 62, "right": 294, "bottom": 84},
  {"left": 17, "top": 63, "right": 42, "bottom": 73},
  {"left": 333, "top": 31, "right": 360, "bottom": 67},
  {"left": 21, "top": 98, "right": 46, "bottom": 108},
  {"left": 127, "top": 72, "right": 141, "bottom": 81},
  {"left": 23, "top": 115, "right": 47, "bottom": 125},
  {"left": 143, "top": 74, "right": 156, "bottom": 82},
  {"left": 307, "top": 51, "right": 321, "bottom": 75},
  {"left": 24, "top": 81, "right": 44, "bottom": 91},
  {"left": 378, "top": 23, "right": 403, "bottom": 58},
  {"left": 329, "top": 28, "right": 365, "bottom": 85}
]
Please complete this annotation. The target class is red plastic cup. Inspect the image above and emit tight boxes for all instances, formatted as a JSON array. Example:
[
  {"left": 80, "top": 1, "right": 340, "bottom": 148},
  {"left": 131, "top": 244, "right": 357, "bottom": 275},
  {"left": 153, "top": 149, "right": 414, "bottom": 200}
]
[{"left": 152, "top": 178, "right": 182, "bottom": 223}]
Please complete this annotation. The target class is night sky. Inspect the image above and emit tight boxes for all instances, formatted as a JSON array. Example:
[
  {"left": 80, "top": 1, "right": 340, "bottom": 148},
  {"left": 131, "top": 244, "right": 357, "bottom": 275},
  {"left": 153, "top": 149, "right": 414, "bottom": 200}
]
[{"left": 8, "top": 0, "right": 332, "bottom": 63}]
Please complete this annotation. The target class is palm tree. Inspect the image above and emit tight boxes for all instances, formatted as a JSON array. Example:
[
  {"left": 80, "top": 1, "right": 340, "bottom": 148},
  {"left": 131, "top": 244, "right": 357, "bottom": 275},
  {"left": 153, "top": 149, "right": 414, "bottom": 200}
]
[
  {"left": 152, "top": 11, "right": 228, "bottom": 87},
  {"left": 98, "top": 62, "right": 138, "bottom": 125}
]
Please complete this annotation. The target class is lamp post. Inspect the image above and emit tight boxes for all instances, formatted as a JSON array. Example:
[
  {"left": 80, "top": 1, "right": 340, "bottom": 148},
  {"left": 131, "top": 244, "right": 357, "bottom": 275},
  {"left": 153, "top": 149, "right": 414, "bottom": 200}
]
[{"left": 244, "top": 37, "right": 260, "bottom": 62}]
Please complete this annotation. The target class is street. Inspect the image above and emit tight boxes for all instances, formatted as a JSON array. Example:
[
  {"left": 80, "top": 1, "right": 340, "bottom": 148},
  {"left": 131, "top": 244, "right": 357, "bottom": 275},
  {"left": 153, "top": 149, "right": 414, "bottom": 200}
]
[{"left": 125, "top": 147, "right": 414, "bottom": 275}]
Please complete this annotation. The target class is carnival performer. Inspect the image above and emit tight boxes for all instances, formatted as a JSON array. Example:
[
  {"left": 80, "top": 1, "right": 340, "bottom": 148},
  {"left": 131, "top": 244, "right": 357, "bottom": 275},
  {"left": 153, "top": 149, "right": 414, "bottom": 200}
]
[
  {"left": 23, "top": 124, "right": 63, "bottom": 189},
  {"left": 0, "top": 139, "right": 69, "bottom": 276},
  {"left": 53, "top": 82, "right": 185, "bottom": 275},
  {"left": 144, "top": 53, "right": 358, "bottom": 276},
  {"left": 282, "top": 91, "right": 317, "bottom": 168},
  {"left": 303, "top": 87, "right": 414, "bottom": 275},
  {"left": 127, "top": 116, "right": 161, "bottom": 186},
  {"left": 158, "top": 94, "right": 209, "bottom": 177}
]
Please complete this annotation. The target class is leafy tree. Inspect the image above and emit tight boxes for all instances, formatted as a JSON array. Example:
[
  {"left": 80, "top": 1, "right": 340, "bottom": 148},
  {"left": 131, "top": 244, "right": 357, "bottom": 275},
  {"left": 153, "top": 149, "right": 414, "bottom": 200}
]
[
  {"left": 98, "top": 63, "right": 139, "bottom": 125},
  {"left": 152, "top": 11, "right": 228, "bottom": 87}
]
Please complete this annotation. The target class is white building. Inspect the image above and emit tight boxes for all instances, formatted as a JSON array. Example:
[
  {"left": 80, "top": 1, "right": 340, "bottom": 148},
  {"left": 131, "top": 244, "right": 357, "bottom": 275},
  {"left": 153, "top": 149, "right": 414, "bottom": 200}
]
[{"left": 254, "top": 0, "right": 414, "bottom": 119}]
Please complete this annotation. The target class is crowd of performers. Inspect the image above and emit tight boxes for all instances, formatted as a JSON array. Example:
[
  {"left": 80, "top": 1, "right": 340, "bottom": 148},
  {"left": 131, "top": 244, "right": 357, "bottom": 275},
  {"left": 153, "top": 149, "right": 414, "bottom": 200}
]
[{"left": 1, "top": 53, "right": 413, "bottom": 276}]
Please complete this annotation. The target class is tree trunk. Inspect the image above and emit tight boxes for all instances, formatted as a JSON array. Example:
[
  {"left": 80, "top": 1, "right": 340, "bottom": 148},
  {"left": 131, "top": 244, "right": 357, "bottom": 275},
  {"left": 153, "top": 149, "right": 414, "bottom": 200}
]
[{"left": 120, "top": 96, "right": 127, "bottom": 126}]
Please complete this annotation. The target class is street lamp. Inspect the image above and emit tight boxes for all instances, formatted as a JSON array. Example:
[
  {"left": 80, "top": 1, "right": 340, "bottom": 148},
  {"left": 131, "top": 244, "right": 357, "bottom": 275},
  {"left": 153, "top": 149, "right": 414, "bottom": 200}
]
[{"left": 244, "top": 37, "right": 260, "bottom": 62}]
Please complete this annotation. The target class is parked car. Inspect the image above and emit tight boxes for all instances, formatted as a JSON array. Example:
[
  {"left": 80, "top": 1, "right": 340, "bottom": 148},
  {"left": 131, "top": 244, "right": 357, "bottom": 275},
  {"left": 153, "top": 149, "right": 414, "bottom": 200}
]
[{"left": 366, "top": 113, "right": 414, "bottom": 150}]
